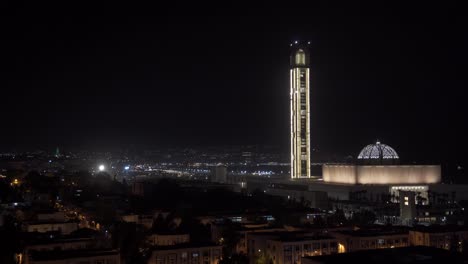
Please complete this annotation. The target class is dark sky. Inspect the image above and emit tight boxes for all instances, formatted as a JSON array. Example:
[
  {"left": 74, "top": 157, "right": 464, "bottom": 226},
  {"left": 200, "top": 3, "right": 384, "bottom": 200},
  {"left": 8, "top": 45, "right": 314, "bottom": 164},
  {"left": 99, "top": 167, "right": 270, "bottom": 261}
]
[{"left": 1, "top": 2, "right": 467, "bottom": 164}]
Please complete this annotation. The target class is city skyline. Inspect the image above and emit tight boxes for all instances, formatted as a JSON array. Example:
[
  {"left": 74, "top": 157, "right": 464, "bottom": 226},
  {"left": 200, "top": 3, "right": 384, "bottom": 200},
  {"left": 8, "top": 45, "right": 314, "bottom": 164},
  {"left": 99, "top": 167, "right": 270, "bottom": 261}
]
[
  {"left": 2, "top": 3, "right": 468, "bottom": 264},
  {"left": 2, "top": 2, "right": 467, "bottom": 165}
]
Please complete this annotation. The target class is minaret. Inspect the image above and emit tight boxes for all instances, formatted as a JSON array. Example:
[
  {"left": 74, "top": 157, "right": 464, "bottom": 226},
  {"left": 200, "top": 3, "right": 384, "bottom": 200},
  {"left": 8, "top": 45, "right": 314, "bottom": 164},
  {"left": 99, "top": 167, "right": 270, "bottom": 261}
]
[{"left": 290, "top": 41, "right": 311, "bottom": 179}]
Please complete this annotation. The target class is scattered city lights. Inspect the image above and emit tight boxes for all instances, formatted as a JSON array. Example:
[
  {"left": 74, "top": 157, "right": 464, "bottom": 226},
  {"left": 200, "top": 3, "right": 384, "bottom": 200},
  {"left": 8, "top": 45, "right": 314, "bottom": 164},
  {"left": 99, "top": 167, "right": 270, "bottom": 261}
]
[{"left": 0, "top": 5, "right": 466, "bottom": 262}]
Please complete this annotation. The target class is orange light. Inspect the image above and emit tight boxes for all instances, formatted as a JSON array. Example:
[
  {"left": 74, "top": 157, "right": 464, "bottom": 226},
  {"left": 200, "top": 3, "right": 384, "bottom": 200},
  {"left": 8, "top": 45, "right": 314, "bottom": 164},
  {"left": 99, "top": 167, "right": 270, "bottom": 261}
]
[{"left": 338, "top": 243, "right": 346, "bottom": 253}]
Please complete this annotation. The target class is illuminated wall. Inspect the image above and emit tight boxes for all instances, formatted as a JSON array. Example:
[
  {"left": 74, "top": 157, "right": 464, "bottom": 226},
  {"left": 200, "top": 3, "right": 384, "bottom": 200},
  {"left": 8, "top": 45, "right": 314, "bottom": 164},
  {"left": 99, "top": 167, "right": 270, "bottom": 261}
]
[
  {"left": 323, "top": 165, "right": 441, "bottom": 185},
  {"left": 390, "top": 185, "right": 429, "bottom": 204},
  {"left": 290, "top": 46, "right": 311, "bottom": 178},
  {"left": 322, "top": 165, "right": 357, "bottom": 184}
]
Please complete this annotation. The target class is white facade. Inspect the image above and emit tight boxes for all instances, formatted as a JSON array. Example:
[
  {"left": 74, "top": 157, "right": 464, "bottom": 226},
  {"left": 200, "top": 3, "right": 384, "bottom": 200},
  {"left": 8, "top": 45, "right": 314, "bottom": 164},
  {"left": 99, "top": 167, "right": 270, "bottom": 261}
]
[
  {"left": 27, "top": 249, "right": 120, "bottom": 264},
  {"left": 24, "top": 221, "right": 79, "bottom": 235},
  {"left": 322, "top": 165, "right": 441, "bottom": 185},
  {"left": 147, "top": 233, "right": 190, "bottom": 246},
  {"left": 148, "top": 245, "right": 222, "bottom": 264}
]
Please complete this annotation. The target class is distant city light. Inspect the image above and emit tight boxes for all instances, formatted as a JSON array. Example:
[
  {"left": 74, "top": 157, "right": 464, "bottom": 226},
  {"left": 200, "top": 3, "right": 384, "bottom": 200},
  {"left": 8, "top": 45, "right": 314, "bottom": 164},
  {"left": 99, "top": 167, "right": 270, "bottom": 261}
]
[
  {"left": 294, "top": 40, "right": 298, "bottom": 44},
  {"left": 12, "top": 178, "right": 19, "bottom": 185},
  {"left": 99, "top": 165, "right": 105, "bottom": 171},
  {"left": 124, "top": 166, "right": 130, "bottom": 170}
]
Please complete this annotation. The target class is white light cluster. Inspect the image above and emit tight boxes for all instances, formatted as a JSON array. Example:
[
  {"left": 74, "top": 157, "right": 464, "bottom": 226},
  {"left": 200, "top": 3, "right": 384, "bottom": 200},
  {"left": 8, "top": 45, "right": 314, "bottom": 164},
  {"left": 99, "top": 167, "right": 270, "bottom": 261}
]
[
  {"left": 391, "top": 186, "right": 427, "bottom": 190},
  {"left": 357, "top": 142, "right": 399, "bottom": 160}
]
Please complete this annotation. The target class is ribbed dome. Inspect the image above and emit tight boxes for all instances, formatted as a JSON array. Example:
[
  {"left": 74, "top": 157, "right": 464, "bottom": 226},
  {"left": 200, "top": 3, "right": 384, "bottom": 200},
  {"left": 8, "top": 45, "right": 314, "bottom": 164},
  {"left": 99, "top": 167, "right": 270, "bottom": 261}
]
[{"left": 358, "top": 141, "right": 399, "bottom": 160}]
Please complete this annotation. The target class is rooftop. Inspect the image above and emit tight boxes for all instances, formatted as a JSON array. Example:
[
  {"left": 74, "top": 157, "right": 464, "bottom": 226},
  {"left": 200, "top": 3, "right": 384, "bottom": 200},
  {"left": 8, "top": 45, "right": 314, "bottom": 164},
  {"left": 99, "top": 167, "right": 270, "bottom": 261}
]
[
  {"left": 24, "top": 219, "right": 79, "bottom": 225},
  {"left": 411, "top": 225, "right": 468, "bottom": 233},
  {"left": 247, "top": 231, "right": 335, "bottom": 242},
  {"left": 30, "top": 249, "right": 119, "bottom": 261},
  {"left": 302, "top": 246, "right": 464, "bottom": 264},
  {"left": 334, "top": 227, "right": 409, "bottom": 237},
  {"left": 150, "top": 230, "right": 190, "bottom": 235},
  {"left": 27, "top": 237, "right": 94, "bottom": 246},
  {"left": 270, "top": 235, "right": 336, "bottom": 242},
  {"left": 152, "top": 242, "right": 221, "bottom": 251},
  {"left": 248, "top": 231, "right": 311, "bottom": 237}
]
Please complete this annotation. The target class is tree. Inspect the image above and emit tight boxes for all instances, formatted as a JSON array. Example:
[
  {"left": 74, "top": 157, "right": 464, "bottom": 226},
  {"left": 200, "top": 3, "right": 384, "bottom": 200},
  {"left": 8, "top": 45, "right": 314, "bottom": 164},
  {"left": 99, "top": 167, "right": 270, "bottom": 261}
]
[
  {"left": 462, "top": 239, "right": 468, "bottom": 253},
  {"left": 416, "top": 194, "right": 424, "bottom": 205},
  {"left": 350, "top": 210, "right": 376, "bottom": 226},
  {"left": 23, "top": 171, "right": 59, "bottom": 202},
  {"left": 219, "top": 254, "right": 248, "bottom": 264},
  {"left": 152, "top": 213, "right": 168, "bottom": 232},
  {"left": 427, "top": 190, "right": 432, "bottom": 205},
  {"left": 449, "top": 233, "right": 459, "bottom": 253},
  {"left": 327, "top": 209, "right": 347, "bottom": 226},
  {"left": 0, "top": 180, "right": 14, "bottom": 202},
  {"left": 71, "top": 170, "right": 93, "bottom": 186},
  {"left": 254, "top": 251, "right": 273, "bottom": 264},
  {"left": 178, "top": 216, "right": 210, "bottom": 243},
  {"left": 220, "top": 220, "right": 242, "bottom": 259},
  {"left": 151, "top": 179, "right": 183, "bottom": 209},
  {"left": 0, "top": 215, "right": 22, "bottom": 264},
  {"left": 112, "top": 222, "right": 147, "bottom": 264}
]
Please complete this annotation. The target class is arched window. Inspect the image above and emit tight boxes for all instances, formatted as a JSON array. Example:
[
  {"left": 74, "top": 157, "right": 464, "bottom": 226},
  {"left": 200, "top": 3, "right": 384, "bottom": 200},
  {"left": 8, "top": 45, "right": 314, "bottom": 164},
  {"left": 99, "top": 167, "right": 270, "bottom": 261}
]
[{"left": 295, "top": 49, "right": 306, "bottom": 65}]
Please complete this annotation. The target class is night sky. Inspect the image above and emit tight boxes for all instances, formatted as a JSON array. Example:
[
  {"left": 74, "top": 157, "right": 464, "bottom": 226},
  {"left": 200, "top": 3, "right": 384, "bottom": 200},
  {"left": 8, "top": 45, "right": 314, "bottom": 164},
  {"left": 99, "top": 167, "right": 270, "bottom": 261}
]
[{"left": 2, "top": 2, "right": 467, "bottom": 164}]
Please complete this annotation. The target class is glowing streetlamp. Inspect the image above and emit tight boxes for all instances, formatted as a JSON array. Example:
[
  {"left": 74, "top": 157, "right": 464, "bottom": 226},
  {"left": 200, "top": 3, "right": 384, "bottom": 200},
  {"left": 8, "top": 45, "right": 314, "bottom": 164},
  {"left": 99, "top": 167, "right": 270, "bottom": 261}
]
[
  {"left": 98, "top": 165, "right": 105, "bottom": 172},
  {"left": 11, "top": 178, "right": 20, "bottom": 186}
]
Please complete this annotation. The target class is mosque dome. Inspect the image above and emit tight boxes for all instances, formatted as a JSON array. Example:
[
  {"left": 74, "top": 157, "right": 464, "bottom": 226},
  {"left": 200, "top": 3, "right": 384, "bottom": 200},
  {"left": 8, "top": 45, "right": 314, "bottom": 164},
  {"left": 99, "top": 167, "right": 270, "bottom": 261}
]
[{"left": 357, "top": 141, "right": 399, "bottom": 164}]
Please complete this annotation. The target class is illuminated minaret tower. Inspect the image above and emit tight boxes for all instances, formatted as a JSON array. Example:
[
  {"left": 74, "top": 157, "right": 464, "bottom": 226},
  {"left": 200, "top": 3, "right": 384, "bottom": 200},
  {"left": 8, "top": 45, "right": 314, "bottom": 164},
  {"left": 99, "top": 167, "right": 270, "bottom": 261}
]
[{"left": 290, "top": 41, "right": 311, "bottom": 179}]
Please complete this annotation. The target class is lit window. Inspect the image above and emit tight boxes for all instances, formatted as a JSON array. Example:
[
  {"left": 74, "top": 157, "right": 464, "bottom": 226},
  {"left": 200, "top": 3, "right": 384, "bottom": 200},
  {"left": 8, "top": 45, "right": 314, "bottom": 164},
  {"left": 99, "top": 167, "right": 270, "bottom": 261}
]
[{"left": 295, "top": 49, "right": 306, "bottom": 65}]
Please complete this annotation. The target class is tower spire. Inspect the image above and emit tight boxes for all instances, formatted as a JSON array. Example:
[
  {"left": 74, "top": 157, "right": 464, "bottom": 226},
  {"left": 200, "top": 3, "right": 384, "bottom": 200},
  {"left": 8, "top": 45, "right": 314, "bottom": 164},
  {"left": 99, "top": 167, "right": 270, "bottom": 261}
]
[{"left": 290, "top": 41, "right": 311, "bottom": 179}]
